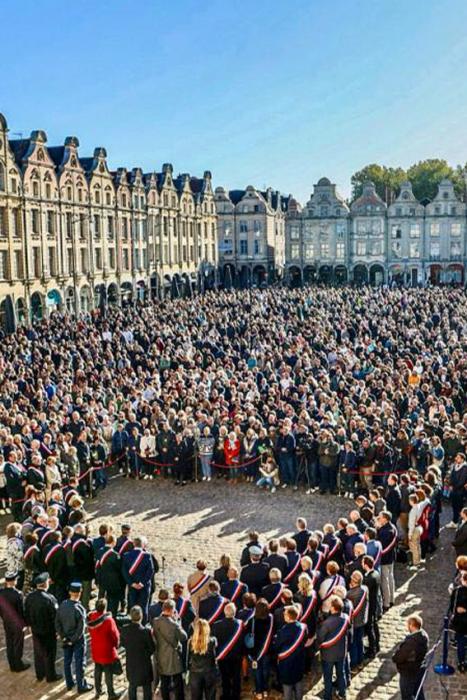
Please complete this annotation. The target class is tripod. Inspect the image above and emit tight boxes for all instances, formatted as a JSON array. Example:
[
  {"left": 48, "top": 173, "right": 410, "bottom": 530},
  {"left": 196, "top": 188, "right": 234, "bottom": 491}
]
[{"left": 294, "top": 452, "right": 311, "bottom": 491}]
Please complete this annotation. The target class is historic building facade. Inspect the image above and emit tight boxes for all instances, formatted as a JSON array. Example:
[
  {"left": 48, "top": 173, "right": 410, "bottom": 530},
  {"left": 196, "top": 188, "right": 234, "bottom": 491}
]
[
  {"left": 285, "top": 177, "right": 467, "bottom": 286},
  {"left": 214, "top": 185, "right": 289, "bottom": 287},
  {"left": 0, "top": 112, "right": 217, "bottom": 329}
]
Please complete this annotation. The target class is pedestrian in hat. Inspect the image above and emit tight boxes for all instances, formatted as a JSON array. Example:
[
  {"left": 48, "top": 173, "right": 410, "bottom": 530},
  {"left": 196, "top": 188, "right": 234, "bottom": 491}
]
[
  {"left": 24, "top": 572, "right": 62, "bottom": 683},
  {"left": 0, "top": 571, "right": 30, "bottom": 673},
  {"left": 55, "top": 581, "right": 93, "bottom": 693}
]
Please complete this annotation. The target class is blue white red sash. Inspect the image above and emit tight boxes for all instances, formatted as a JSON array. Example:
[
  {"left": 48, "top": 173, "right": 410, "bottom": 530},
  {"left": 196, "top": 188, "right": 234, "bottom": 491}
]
[
  {"left": 268, "top": 583, "right": 284, "bottom": 610},
  {"left": 257, "top": 614, "right": 274, "bottom": 660},
  {"left": 45, "top": 543, "right": 62, "bottom": 566},
  {"left": 313, "top": 550, "right": 324, "bottom": 571},
  {"left": 278, "top": 623, "right": 307, "bottom": 661},
  {"left": 65, "top": 488, "right": 79, "bottom": 504},
  {"left": 118, "top": 538, "right": 132, "bottom": 556},
  {"left": 229, "top": 580, "right": 244, "bottom": 603},
  {"left": 322, "top": 575, "right": 339, "bottom": 602},
  {"left": 29, "top": 466, "right": 44, "bottom": 479},
  {"left": 320, "top": 614, "right": 350, "bottom": 649},
  {"left": 24, "top": 544, "right": 39, "bottom": 561},
  {"left": 300, "top": 592, "right": 318, "bottom": 623},
  {"left": 176, "top": 597, "right": 189, "bottom": 618},
  {"left": 284, "top": 554, "right": 301, "bottom": 583},
  {"left": 373, "top": 542, "right": 383, "bottom": 567},
  {"left": 72, "top": 538, "right": 90, "bottom": 553},
  {"left": 381, "top": 531, "right": 397, "bottom": 556},
  {"left": 129, "top": 550, "right": 145, "bottom": 576},
  {"left": 320, "top": 544, "right": 329, "bottom": 559},
  {"left": 189, "top": 572, "right": 210, "bottom": 595},
  {"left": 208, "top": 597, "right": 226, "bottom": 624},
  {"left": 98, "top": 548, "right": 114, "bottom": 569},
  {"left": 351, "top": 588, "right": 368, "bottom": 620},
  {"left": 216, "top": 619, "right": 243, "bottom": 661},
  {"left": 40, "top": 529, "right": 53, "bottom": 547},
  {"left": 240, "top": 608, "right": 255, "bottom": 627},
  {"left": 327, "top": 539, "right": 340, "bottom": 560}
]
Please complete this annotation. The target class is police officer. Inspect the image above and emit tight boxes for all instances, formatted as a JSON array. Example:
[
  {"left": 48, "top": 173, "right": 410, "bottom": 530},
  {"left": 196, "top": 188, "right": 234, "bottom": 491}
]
[
  {"left": 240, "top": 545, "right": 270, "bottom": 597},
  {"left": 24, "top": 572, "right": 62, "bottom": 683},
  {"left": 55, "top": 581, "right": 93, "bottom": 693},
  {"left": 0, "top": 571, "right": 30, "bottom": 672},
  {"left": 121, "top": 535, "right": 154, "bottom": 623}
]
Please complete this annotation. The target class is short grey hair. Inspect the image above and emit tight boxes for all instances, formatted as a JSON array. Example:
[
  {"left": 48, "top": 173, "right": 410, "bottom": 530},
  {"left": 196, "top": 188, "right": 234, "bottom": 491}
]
[{"left": 130, "top": 606, "right": 143, "bottom": 622}]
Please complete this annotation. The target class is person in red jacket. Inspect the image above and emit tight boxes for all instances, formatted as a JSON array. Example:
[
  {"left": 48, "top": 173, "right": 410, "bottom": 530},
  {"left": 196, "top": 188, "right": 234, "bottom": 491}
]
[
  {"left": 87, "top": 599, "right": 123, "bottom": 700},
  {"left": 224, "top": 432, "right": 241, "bottom": 483}
]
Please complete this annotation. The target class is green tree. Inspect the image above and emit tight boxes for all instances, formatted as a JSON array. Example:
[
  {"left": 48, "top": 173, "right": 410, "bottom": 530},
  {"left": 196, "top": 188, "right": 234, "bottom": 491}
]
[
  {"left": 406, "top": 159, "right": 462, "bottom": 202},
  {"left": 350, "top": 164, "right": 406, "bottom": 203}
]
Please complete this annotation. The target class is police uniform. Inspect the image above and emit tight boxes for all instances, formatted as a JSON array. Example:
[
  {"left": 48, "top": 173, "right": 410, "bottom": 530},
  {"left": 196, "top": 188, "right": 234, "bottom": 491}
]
[
  {"left": 24, "top": 573, "right": 61, "bottom": 682},
  {"left": 0, "top": 573, "right": 29, "bottom": 672},
  {"left": 240, "top": 561, "right": 270, "bottom": 597},
  {"left": 121, "top": 547, "right": 154, "bottom": 623}
]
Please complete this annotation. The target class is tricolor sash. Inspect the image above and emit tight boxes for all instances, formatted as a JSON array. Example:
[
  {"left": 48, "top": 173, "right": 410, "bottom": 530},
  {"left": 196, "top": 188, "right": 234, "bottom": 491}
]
[
  {"left": 129, "top": 550, "right": 145, "bottom": 576},
  {"left": 313, "top": 550, "right": 324, "bottom": 571},
  {"left": 118, "top": 538, "right": 132, "bottom": 556},
  {"left": 229, "top": 580, "right": 244, "bottom": 603},
  {"left": 188, "top": 572, "right": 210, "bottom": 595},
  {"left": 381, "top": 532, "right": 397, "bottom": 556},
  {"left": 176, "top": 597, "right": 189, "bottom": 618},
  {"left": 45, "top": 543, "right": 62, "bottom": 566},
  {"left": 208, "top": 597, "right": 226, "bottom": 624},
  {"left": 300, "top": 592, "right": 318, "bottom": 623},
  {"left": 320, "top": 544, "right": 329, "bottom": 559},
  {"left": 98, "top": 548, "right": 114, "bottom": 569},
  {"left": 40, "top": 529, "right": 53, "bottom": 547},
  {"left": 65, "top": 488, "right": 79, "bottom": 504},
  {"left": 351, "top": 588, "right": 368, "bottom": 620},
  {"left": 216, "top": 619, "right": 243, "bottom": 661},
  {"left": 320, "top": 614, "right": 350, "bottom": 649},
  {"left": 321, "top": 575, "right": 339, "bottom": 602},
  {"left": 257, "top": 614, "right": 274, "bottom": 660},
  {"left": 278, "top": 623, "right": 307, "bottom": 661},
  {"left": 327, "top": 539, "right": 340, "bottom": 560},
  {"left": 284, "top": 554, "right": 301, "bottom": 583},
  {"left": 24, "top": 544, "right": 39, "bottom": 561},
  {"left": 268, "top": 583, "right": 284, "bottom": 610},
  {"left": 72, "top": 538, "right": 90, "bottom": 553},
  {"left": 373, "top": 542, "right": 383, "bottom": 567},
  {"left": 29, "top": 466, "right": 44, "bottom": 479},
  {"left": 240, "top": 608, "right": 255, "bottom": 627}
]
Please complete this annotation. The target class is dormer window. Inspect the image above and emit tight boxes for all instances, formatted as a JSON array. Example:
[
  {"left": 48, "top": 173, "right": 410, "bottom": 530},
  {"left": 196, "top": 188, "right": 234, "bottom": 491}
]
[{"left": 443, "top": 191, "right": 449, "bottom": 199}]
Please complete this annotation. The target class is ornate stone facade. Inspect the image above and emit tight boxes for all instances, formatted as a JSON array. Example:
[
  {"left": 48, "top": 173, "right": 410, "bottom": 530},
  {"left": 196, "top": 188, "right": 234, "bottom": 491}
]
[{"left": 0, "top": 112, "right": 217, "bottom": 329}]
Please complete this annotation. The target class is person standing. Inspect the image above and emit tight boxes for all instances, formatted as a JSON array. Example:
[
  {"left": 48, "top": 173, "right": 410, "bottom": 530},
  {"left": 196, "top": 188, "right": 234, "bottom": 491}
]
[
  {"left": 276, "top": 424, "right": 296, "bottom": 488},
  {"left": 248, "top": 599, "right": 274, "bottom": 698},
  {"left": 377, "top": 511, "right": 398, "bottom": 612},
  {"left": 24, "top": 572, "right": 62, "bottom": 683},
  {"left": 452, "top": 507, "right": 467, "bottom": 557},
  {"left": 152, "top": 599, "right": 187, "bottom": 700},
  {"left": 447, "top": 453, "right": 467, "bottom": 528},
  {"left": 121, "top": 605, "right": 156, "bottom": 700},
  {"left": 316, "top": 596, "right": 351, "bottom": 700},
  {"left": 4, "top": 450, "right": 27, "bottom": 522},
  {"left": 121, "top": 535, "right": 154, "bottom": 623},
  {"left": 318, "top": 430, "right": 340, "bottom": 495},
  {"left": 362, "top": 555, "right": 382, "bottom": 659},
  {"left": 0, "top": 571, "right": 30, "bottom": 672},
  {"left": 187, "top": 560, "right": 212, "bottom": 614},
  {"left": 188, "top": 618, "right": 218, "bottom": 700},
  {"left": 274, "top": 605, "right": 308, "bottom": 700},
  {"left": 212, "top": 602, "right": 244, "bottom": 700},
  {"left": 392, "top": 615, "right": 428, "bottom": 700},
  {"left": 95, "top": 534, "right": 125, "bottom": 617},
  {"left": 347, "top": 571, "right": 369, "bottom": 671},
  {"left": 87, "top": 598, "right": 123, "bottom": 700},
  {"left": 197, "top": 427, "right": 215, "bottom": 481},
  {"left": 449, "top": 571, "right": 467, "bottom": 673},
  {"left": 55, "top": 581, "right": 93, "bottom": 693}
]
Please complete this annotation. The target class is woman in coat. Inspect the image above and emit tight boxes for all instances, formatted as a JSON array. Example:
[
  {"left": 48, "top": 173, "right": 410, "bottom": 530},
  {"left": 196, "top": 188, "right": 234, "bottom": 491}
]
[
  {"left": 450, "top": 571, "right": 467, "bottom": 672},
  {"left": 187, "top": 618, "right": 217, "bottom": 700},
  {"left": 224, "top": 432, "right": 241, "bottom": 483},
  {"left": 198, "top": 427, "right": 216, "bottom": 481},
  {"left": 87, "top": 599, "right": 121, "bottom": 699},
  {"left": 249, "top": 598, "right": 274, "bottom": 699}
]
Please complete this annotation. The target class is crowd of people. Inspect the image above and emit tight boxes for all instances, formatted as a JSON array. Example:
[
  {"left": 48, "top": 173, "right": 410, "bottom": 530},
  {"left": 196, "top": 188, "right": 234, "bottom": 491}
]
[{"left": 0, "top": 285, "right": 466, "bottom": 699}]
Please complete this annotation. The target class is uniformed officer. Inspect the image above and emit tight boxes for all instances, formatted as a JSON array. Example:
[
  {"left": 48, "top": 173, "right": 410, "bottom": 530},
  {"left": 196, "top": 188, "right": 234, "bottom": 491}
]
[
  {"left": 95, "top": 534, "right": 125, "bottom": 617},
  {"left": 240, "top": 545, "right": 270, "bottom": 597},
  {"left": 55, "top": 581, "right": 93, "bottom": 693},
  {"left": 121, "top": 535, "right": 154, "bottom": 623},
  {"left": 0, "top": 571, "right": 30, "bottom": 672},
  {"left": 24, "top": 572, "right": 62, "bottom": 683}
]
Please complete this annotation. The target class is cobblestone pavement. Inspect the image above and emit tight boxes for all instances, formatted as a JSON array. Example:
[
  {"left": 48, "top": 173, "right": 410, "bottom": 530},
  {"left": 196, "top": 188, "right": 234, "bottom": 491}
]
[{"left": 0, "top": 475, "right": 465, "bottom": 699}]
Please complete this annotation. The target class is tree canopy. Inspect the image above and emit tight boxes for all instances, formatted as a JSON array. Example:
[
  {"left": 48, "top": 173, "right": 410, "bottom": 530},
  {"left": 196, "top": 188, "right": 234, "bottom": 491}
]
[{"left": 350, "top": 159, "right": 467, "bottom": 203}]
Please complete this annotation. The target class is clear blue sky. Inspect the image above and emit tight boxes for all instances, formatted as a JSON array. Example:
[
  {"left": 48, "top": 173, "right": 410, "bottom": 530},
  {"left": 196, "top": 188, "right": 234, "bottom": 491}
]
[{"left": 2, "top": 0, "right": 467, "bottom": 202}]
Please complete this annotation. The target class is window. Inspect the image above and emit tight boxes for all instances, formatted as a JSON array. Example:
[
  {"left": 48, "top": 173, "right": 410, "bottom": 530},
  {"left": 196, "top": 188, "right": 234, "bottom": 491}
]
[
  {"left": 122, "top": 218, "right": 128, "bottom": 239},
  {"left": 431, "top": 222, "right": 440, "bottom": 236},
  {"left": 396, "top": 207, "right": 402, "bottom": 216},
  {"left": 223, "top": 222, "right": 231, "bottom": 236},
  {"left": 11, "top": 178, "right": 17, "bottom": 194},
  {"left": 163, "top": 244, "right": 169, "bottom": 263},
  {"left": 320, "top": 242, "right": 329, "bottom": 257},
  {"left": 336, "top": 241, "right": 345, "bottom": 259},
  {"left": 304, "top": 244, "right": 314, "bottom": 260},
  {"left": 33, "top": 247, "right": 41, "bottom": 277},
  {"left": 32, "top": 181, "right": 39, "bottom": 197},
  {"left": 80, "top": 248, "right": 88, "bottom": 273},
  {"left": 253, "top": 220, "right": 261, "bottom": 234},
  {"left": 356, "top": 241, "right": 366, "bottom": 256},
  {"left": 95, "top": 248, "right": 102, "bottom": 270},
  {"left": 443, "top": 191, "right": 449, "bottom": 199},
  {"left": 67, "top": 186, "right": 72, "bottom": 200},
  {"left": 48, "top": 247, "right": 56, "bottom": 276},
  {"left": 0, "top": 163, "right": 5, "bottom": 191},
  {"left": 369, "top": 241, "right": 383, "bottom": 256},
  {"left": 223, "top": 238, "right": 233, "bottom": 256},
  {"left": 409, "top": 241, "right": 420, "bottom": 258},
  {"left": 254, "top": 239, "right": 261, "bottom": 255},
  {"left": 410, "top": 223, "right": 420, "bottom": 238},
  {"left": 94, "top": 189, "right": 100, "bottom": 204},
  {"left": 47, "top": 210, "right": 55, "bottom": 235},
  {"left": 45, "top": 183, "right": 51, "bottom": 199},
  {"left": 451, "top": 206, "right": 457, "bottom": 215},
  {"left": 391, "top": 240, "right": 402, "bottom": 258},
  {"left": 451, "top": 240, "right": 462, "bottom": 257},
  {"left": 239, "top": 221, "right": 248, "bottom": 234},
  {"left": 239, "top": 239, "right": 248, "bottom": 255},
  {"left": 335, "top": 208, "right": 341, "bottom": 217},
  {"left": 254, "top": 205, "right": 259, "bottom": 212},
  {"left": 289, "top": 225, "right": 300, "bottom": 240},
  {"left": 11, "top": 210, "right": 20, "bottom": 237},
  {"left": 108, "top": 248, "right": 115, "bottom": 269},
  {"left": 134, "top": 250, "right": 140, "bottom": 268},
  {"left": 336, "top": 222, "right": 346, "bottom": 237},
  {"left": 182, "top": 245, "right": 187, "bottom": 262},
  {"left": 434, "top": 206, "right": 441, "bottom": 214},
  {"left": 66, "top": 212, "right": 72, "bottom": 238},
  {"left": 123, "top": 249, "right": 130, "bottom": 270},
  {"left": 107, "top": 216, "right": 114, "bottom": 238},
  {"left": 290, "top": 243, "right": 300, "bottom": 259},
  {"left": 31, "top": 209, "right": 40, "bottom": 234},
  {"left": 391, "top": 225, "right": 402, "bottom": 239},
  {"left": 357, "top": 220, "right": 369, "bottom": 234},
  {"left": 451, "top": 223, "right": 461, "bottom": 236},
  {"left": 15, "top": 250, "right": 23, "bottom": 278},
  {"left": 0, "top": 207, "right": 6, "bottom": 236},
  {"left": 67, "top": 248, "right": 73, "bottom": 273},
  {"left": 105, "top": 190, "right": 111, "bottom": 206},
  {"left": 430, "top": 241, "right": 440, "bottom": 258},
  {"left": 0, "top": 250, "right": 8, "bottom": 279},
  {"left": 80, "top": 217, "right": 86, "bottom": 239}
]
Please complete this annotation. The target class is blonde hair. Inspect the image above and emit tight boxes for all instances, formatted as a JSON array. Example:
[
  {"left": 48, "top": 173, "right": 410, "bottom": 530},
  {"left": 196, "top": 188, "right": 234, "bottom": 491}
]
[
  {"left": 298, "top": 573, "right": 313, "bottom": 596},
  {"left": 190, "top": 618, "right": 211, "bottom": 655}
]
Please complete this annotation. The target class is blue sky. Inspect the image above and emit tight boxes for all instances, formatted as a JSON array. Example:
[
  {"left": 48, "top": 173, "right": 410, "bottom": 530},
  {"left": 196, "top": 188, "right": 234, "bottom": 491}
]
[{"left": 2, "top": 0, "right": 467, "bottom": 202}]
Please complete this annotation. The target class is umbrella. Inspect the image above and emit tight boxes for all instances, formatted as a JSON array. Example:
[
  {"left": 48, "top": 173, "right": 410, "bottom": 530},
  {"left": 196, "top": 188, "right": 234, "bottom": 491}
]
[{"left": 224, "top": 265, "right": 233, "bottom": 290}]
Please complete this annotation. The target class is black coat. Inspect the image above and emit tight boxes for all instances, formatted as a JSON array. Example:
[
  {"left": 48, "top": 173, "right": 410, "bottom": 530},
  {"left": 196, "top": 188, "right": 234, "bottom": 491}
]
[
  {"left": 363, "top": 569, "right": 383, "bottom": 619},
  {"left": 24, "top": 589, "right": 58, "bottom": 637},
  {"left": 450, "top": 585, "right": 467, "bottom": 635},
  {"left": 392, "top": 630, "right": 428, "bottom": 676},
  {"left": 121, "top": 622, "right": 156, "bottom": 686},
  {"left": 453, "top": 521, "right": 467, "bottom": 556}
]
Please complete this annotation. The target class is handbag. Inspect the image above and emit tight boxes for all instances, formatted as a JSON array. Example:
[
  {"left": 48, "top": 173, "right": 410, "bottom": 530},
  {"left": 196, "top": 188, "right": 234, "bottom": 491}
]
[
  {"left": 111, "top": 659, "right": 123, "bottom": 675},
  {"left": 244, "top": 619, "right": 255, "bottom": 650}
]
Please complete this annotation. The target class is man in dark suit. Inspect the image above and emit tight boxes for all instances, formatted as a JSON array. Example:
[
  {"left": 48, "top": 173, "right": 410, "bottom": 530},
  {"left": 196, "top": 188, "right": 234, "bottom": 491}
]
[
  {"left": 452, "top": 507, "right": 467, "bottom": 557},
  {"left": 362, "top": 555, "right": 382, "bottom": 658},
  {"left": 121, "top": 606, "right": 156, "bottom": 700},
  {"left": 292, "top": 517, "right": 311, "bottom": 555},
  {"left": 240, "top": 546, "right": 270, "bottom": 597},
  {"left": 392, "top": 614, "right": 429, "bottom": 700}
]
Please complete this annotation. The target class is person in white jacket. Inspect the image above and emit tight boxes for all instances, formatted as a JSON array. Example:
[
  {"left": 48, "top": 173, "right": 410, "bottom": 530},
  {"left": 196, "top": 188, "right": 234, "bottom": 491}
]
[
  {"left": 45, "top": 456, "right": 62, "bottom": 501},
  {"left": 408, "top": 493, "right": 422, "bottom": 569},
  {"left": 140, "top": 428, "right": 156, "bottom": 479}
]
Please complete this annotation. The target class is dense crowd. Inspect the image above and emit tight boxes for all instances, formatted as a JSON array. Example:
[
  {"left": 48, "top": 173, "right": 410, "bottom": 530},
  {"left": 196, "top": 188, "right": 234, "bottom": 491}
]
[{"left": 0, "top": 286, "right": 467, "bottom": 699}]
